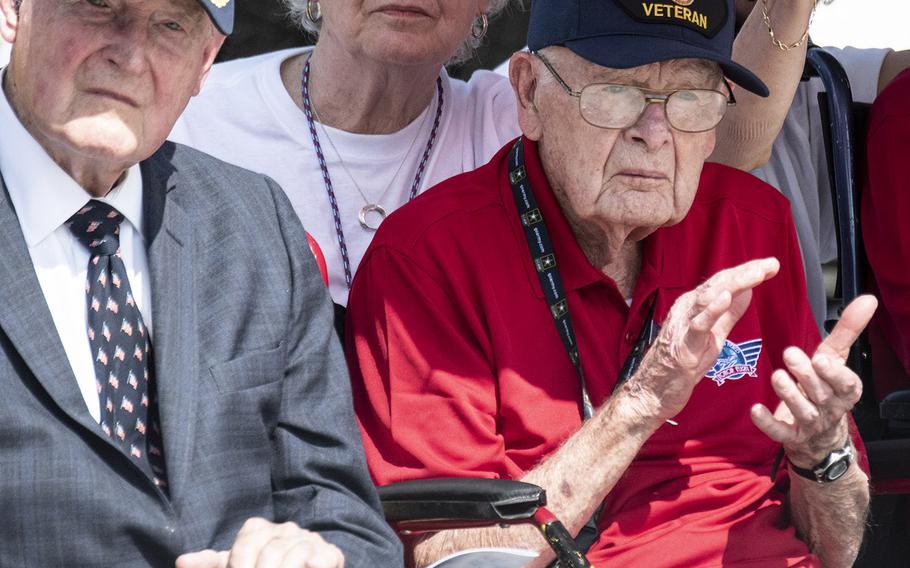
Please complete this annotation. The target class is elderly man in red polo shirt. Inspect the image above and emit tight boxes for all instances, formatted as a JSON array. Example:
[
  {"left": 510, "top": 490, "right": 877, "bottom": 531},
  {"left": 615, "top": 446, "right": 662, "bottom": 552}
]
[{"left": 346, "top": 1, "right": 876, "bottom": 566}]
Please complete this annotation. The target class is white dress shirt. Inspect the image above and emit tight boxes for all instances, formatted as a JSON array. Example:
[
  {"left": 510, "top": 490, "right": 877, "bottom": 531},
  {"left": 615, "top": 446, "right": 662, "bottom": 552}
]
[{"left": 0, "top": 71, "right": 153, "bottom": 423}]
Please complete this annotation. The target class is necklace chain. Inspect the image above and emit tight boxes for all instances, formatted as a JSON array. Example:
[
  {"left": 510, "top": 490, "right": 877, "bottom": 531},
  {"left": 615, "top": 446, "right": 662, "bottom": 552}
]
[
  {"left": 309, "top": 90, "right": 433, "bottom": 213},
  {"left": 302, "top": 57, "right": 444, "bottom": 289}
]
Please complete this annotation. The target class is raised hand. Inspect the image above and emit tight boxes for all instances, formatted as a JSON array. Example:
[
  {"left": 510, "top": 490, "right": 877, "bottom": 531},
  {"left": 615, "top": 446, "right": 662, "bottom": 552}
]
[
  {"left": 750, "top": 295, "right": 877, "bottom": 466},
  {"left": 627, "top": 258, "right": 780, "bottom": 422}
]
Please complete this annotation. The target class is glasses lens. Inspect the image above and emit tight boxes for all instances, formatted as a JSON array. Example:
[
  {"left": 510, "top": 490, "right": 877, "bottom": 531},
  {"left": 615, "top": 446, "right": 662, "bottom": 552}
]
[
  {"left": 666, "top": 89, "right": 728, "bottom": 132},
  {"left": 579, "top": 84, "right": 645, "bottom": 129}
]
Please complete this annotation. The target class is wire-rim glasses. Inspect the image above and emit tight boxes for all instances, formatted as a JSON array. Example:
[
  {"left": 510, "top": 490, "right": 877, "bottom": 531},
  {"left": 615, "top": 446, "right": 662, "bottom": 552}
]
[{"left": 533, "top": 51, "right": 736, "bottom": 134}]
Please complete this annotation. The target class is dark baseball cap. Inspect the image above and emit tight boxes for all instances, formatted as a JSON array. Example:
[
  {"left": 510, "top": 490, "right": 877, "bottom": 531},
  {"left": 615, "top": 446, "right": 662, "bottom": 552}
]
[
  {"left": 196, "top": 0, "right": 234, "bottom": 35},
  {"left": 528, "top": 0, "right": 768, "bottom": 97}
]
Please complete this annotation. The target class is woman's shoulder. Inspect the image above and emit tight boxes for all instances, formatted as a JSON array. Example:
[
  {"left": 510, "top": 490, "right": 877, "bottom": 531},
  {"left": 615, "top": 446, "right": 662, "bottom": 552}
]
[
  {"left": 171, "top": 48, "right": 310, "bottom": 150},
  {"left": 445, "top": 68, "right": 515, "bottom": 110},
  {"left": 440, "top": 68, "right": 520, "bottom": 165},
  {"left": 203, "top": 47, "right": 311, "bottom": 92}
]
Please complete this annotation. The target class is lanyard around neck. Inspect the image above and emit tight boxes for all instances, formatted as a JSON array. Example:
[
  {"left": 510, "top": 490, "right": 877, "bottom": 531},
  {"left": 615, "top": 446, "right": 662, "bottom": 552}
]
[
  {"left": 507, "top": 139, "right": 659, "bottom": 421},
  {"left": 301, "top": 58, "right": 445, "bottom": 289}
]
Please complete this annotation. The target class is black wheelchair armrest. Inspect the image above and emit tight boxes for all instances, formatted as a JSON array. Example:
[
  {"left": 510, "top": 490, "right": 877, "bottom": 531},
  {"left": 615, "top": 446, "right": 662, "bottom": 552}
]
[
  {"left": 867, "top": 389, "right": 910, "bottom": 494},
  {"left": 880, "top": 389, "right": 910, "bottom": 421},
  {"left": 866, "top": 439, "right": 910, "bottom": 491},
  {"left": 378, "top": 478, "right": 591, "bottom": 567},
  {"left": 378, "top": 478, "right": 546, "bottom": 532}
]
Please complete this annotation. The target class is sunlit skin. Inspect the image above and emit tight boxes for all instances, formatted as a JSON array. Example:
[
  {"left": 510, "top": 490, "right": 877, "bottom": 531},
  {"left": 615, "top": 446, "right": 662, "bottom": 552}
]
[
  {"left": 316, "top": 0, "right": 488, "bottom": 68},
  {"left": 511, "top": 47, "right": 720, "bottom": 284},
  {"left": 734, "top": 0, "right": 824, "bottom": 29},
  {"left": 286, "top": 0, "right": 489, "bottom": 135},
  {"left": 0, "top": 0, "right": 224, "bottom": 196}
]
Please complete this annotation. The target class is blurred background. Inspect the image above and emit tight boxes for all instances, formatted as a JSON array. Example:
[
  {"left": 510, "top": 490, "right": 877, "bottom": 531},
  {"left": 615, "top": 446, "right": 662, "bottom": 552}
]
[
  {"left": 1, "top": 1, "right": 907, "bottom": 72},
  {"left": 811, "top": 0, "right": 910, "bottom": 51}
]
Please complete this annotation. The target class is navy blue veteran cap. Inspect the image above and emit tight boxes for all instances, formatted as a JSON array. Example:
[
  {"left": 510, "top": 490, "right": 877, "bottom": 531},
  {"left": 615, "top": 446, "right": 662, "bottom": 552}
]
[
  {"left": 197, "top": 0, "right": 234, "bottom": 35},
  {"left": 528, "top": 0, "right": 768, "bottom": 97}
]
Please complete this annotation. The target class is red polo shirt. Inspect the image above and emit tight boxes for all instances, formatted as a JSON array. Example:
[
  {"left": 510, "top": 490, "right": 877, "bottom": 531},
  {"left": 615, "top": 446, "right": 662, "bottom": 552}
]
[
  {"left": 862, "top": 68, "right": 910, "bottom": 399},
  {"left": 347, "top": 138, "right": 854, "bottom": 567}
]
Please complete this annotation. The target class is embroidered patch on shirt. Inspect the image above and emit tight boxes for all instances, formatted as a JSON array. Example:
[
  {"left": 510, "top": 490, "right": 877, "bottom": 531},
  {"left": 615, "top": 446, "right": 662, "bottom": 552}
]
[{"left": 705, "top": 339, "right": 762, "bottom": 386}]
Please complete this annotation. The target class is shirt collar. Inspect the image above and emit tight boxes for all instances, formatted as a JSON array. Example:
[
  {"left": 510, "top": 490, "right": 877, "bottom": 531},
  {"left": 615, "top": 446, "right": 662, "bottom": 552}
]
[
  {"left": 0, "top": 70, "right": 144, "bottom": 248},
  {"left": 503, "top": 138, "right": 682, "bottom": 298}
]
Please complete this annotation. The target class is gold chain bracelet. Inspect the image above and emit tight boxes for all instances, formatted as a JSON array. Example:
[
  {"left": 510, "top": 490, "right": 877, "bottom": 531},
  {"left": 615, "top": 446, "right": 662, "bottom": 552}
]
[{"left": 761, "top": 0, "right": 816, "bottom": 51}]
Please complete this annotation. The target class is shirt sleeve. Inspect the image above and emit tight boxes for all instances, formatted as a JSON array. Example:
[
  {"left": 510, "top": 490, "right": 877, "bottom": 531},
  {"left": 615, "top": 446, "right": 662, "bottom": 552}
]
[
  {"left": 463, "top": 70, "right": 522, "bottom": 166},
  {"left": 347, "top": 244, "right": 522, "bottom": 486},
  {"left": 265, "top": 179, "right": 404, "bottom": 566}
]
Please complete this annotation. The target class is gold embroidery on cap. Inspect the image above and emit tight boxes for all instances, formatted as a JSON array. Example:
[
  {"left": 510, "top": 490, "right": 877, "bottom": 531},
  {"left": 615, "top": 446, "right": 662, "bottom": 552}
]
[
  {"left": 642, "top": 1, "right": 708, "bottom": 30},
  {"left": 672, "top": 0, "right": 694, "bottom": 6}
]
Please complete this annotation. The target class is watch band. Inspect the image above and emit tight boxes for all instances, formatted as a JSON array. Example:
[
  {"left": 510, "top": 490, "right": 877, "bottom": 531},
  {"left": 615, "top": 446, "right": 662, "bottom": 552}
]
[{"left": 788, "top": 442, "right": 855, "bottom": 483}]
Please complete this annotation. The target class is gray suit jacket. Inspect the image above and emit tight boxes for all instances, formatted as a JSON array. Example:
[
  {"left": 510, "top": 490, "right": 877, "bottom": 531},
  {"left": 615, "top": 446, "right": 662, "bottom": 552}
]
[{"left": 0, "top": 142, "right": 402, "bottom": 567}]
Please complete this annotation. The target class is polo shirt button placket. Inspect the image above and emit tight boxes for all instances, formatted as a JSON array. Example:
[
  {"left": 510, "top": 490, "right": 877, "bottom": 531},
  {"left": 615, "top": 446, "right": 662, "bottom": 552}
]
[{"left": 624, "top": 331, "right": 635, "bottom": 345}]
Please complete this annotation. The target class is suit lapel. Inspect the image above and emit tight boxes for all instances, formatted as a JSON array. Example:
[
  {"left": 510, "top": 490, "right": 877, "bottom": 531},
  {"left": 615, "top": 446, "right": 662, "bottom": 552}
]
[
  {"left": 142, "top": 152, "right": 199, "bottom": 498},
  {"left": 0, "top": 176, "right": 104, "bottom": 436}
]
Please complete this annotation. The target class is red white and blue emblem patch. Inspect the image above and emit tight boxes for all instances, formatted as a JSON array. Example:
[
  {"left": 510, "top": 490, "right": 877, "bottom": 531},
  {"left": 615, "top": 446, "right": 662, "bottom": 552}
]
[{"left": 705, "top": 339, "right": 762, "bottom": 386}]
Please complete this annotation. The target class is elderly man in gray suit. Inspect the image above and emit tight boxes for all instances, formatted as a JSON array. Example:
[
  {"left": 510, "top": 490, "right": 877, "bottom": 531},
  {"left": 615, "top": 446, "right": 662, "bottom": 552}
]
[{"left": 0, "top": 1, "right": 402, "bottom": 567}]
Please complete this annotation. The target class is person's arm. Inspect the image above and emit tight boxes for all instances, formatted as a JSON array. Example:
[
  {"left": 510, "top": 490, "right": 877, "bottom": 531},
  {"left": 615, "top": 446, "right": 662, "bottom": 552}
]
[
  {"left": 711, "top": 0, "right": 816, "bottom": 170},
  {"left": 751, "top": 297, "right": 874, "bottom": 567},
  {"left": 179, "top": 178, "right": 404, "bottom": 568},
  {"left": 750, "top": 218, "right": 874, "bottom": 567},
  {"left": 877, "top": 50, "right": 910, "bottom": 95},
  {"left": 267, "top": 177, "right": 403, "bottom": 565},
  {"left": 788, "top": 450, "right": 869, "bottom": 567},
  {"left": 413, "top": 259, "right": 786, "bottom": 568},
  {"left": 347, "top": 240, "right": 780, "bottom": 567}
]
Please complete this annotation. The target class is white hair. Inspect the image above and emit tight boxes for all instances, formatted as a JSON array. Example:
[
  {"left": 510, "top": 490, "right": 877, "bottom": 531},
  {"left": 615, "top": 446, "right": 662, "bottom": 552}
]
[{"left": 281, "top": 0, "right": 516, "bottom": 64}]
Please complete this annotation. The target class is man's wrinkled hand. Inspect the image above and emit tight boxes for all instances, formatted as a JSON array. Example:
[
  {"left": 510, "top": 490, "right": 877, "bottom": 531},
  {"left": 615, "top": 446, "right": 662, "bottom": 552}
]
[
  {"left": 176, "top": 518, "right": 344, "bottom": 568},
  {"left": 628, "top": 258, "right": 780, "bottom": 422},
  {"left": 750, "top": 295, "right": 877, "bottom": 467}
]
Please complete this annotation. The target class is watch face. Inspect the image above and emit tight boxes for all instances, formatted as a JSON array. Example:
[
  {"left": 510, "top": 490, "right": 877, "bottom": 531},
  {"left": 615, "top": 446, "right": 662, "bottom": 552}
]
[{"left": 825, "top": 459, "right": 851, "bottom": 481}]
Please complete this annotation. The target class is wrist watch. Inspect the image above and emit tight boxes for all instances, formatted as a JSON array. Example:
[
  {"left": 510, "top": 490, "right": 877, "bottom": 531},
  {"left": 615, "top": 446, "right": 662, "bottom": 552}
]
[{"left": 788, "top": 442, "right": 855, "bottom": 483}]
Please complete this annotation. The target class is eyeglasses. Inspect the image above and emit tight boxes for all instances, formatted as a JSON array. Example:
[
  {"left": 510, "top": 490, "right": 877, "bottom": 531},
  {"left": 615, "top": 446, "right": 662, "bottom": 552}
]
[{"left": 533, "top": 51, "right": 736, "bottom": 134}]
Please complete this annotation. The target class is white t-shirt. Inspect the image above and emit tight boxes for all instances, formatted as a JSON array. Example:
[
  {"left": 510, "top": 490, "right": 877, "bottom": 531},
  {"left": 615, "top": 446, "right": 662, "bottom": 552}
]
[
  {"left": 750, "top": 46, "right": 891, "bottom": 328},
  {"left": 171, "top": 47, "right": 519, "bottom": 305},
  {"left": 0, "top": 38, "right": 10, "bottom": 68}
]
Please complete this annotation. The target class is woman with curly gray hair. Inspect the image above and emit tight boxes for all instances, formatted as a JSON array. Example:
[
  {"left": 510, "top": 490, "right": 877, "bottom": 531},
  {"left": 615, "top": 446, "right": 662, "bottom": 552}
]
[{"left": 171, "top": 0, "right": 518, "bottom": 307}]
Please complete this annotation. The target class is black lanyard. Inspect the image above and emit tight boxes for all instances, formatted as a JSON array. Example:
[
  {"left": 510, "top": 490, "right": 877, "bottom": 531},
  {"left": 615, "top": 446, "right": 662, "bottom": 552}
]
[{"left": 508, "top": 139, "right": 659, "bottom": 421}]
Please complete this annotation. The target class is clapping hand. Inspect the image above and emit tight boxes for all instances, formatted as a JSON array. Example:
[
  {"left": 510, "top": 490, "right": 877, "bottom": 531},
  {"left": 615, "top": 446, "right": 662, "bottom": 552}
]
[
  {"left": 751, "top": 295, "right": 877, "bottom": 466},
  {"left": 629, "top": 258, "right": 780, "bottom": 422}
]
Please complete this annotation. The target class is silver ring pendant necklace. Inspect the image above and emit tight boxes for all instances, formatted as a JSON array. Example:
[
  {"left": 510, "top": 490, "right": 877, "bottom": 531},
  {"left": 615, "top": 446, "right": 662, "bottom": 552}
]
[
  {"left": 357, "top": 204, "right": 388, "bottom": 231},
  {"left": 301, "top": 55, "right": 445, "bottom": 287}
]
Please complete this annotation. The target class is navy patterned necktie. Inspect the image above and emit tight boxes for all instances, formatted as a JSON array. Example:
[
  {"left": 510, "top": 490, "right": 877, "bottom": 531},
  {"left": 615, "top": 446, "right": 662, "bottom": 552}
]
[{"left": 67, "top": 200, "right": 167, "bottom": 490}]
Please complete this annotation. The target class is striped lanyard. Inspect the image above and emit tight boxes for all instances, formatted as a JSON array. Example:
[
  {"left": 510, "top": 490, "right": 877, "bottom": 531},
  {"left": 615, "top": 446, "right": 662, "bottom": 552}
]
[
  {"left": 301, "top": 58, "right": 444, "bottom": 289},
  {"left": 507, "top": 139, "right": 660, "bottom": 421}
]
